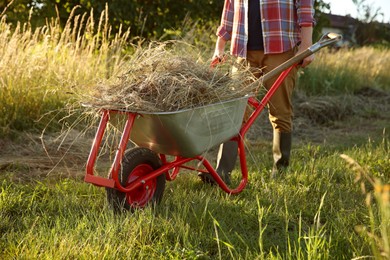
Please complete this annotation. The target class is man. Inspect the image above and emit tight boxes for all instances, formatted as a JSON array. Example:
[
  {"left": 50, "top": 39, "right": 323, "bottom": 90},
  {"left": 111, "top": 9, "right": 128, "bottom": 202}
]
[{"left": 200, "top": 0, "right": 316, "bottom": 184}]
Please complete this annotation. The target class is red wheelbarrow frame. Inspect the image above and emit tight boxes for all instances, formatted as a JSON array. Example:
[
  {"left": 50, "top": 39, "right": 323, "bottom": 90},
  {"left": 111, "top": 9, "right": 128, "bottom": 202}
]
[
  {"left": 84, "top": 32, "right": 342, "bottom": 197},
  {"left": 84, "top": 65, "right": 296, "bottom": 195}
]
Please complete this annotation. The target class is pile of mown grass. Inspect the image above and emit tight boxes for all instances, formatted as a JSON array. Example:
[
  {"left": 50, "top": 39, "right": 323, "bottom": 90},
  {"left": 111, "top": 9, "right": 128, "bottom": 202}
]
[
  {"left": 294, "top": 86, "right": 390, "bottom": 125},
  {"left": 84, "top": 43, "right": 258, "bottom": 112}
]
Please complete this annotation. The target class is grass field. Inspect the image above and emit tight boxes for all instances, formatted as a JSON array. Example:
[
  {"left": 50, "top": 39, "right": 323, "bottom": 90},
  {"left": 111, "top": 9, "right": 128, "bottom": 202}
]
[
  {"left": 1, "top": 133, "right": 389, "bottom": 259},
  {"left": 0, "top": 10, "right": 389, "bottom": 259}
]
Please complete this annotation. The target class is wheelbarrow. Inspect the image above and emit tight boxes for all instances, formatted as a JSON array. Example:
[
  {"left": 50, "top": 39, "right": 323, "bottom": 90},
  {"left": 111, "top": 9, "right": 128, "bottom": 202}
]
[{"left": 84, "top": 33, "right": 342, "bottom": 211}]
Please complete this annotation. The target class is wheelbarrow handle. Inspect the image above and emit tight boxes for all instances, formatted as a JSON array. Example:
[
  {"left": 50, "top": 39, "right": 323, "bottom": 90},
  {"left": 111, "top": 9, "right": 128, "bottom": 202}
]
[
  {"left": 309, "top": 32, "right": 343, "bottom": 52},
  {"left": 261, "top": 32, "right": 342, "bottom": 84}
]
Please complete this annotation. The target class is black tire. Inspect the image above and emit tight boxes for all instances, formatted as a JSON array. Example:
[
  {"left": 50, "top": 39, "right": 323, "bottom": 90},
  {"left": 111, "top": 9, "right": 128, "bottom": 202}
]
[{"left": 106, "top": 147, "right": 165, "bottom": 212}]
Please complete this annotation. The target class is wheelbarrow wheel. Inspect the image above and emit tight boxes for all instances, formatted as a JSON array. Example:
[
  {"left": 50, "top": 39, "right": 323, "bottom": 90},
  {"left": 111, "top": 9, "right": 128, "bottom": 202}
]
[{"left": 106, "top": 147, "right": 165, "bottom": 212}]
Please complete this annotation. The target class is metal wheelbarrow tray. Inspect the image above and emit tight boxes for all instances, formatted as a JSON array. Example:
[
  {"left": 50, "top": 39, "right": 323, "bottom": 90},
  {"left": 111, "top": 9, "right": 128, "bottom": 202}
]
[
  {"left": 84, "top": 33, "right": 342, "bottom": 212},
  {"left": 127, "top": 96, "right": 249, "bottom": 158}
]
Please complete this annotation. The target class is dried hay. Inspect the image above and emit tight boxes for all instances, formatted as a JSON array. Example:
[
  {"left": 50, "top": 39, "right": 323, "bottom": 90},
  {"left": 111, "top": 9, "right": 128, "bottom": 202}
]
[
  {"left": 296, "top": 95, "right": 355, "bottom": 125},
  {"left": 296, "top": 86, "right": 390, "bottom": 126},
  {"left": 84, "top": 42, "right": 259, "bottom": 112},
  {"left": 354, "top": 86, "right": 389, "bottom": 98}
]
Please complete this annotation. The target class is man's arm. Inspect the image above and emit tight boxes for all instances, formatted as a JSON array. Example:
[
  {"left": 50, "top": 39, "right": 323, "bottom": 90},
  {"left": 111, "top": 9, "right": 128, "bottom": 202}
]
[
  {"left": 296, "top": 0, "right": 315, "bottom": 68},
  {"left": 213, "top": 0, "right": 233, "bottom": 60},
  {"left": 298, "top": 26, "right": 314, "bottom": 68}
]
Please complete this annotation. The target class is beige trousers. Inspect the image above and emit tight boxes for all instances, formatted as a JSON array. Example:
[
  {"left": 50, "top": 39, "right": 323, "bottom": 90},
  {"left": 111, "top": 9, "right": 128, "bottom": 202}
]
[{"left": 234, "top": 48, "right": 298, "bottom": 132}]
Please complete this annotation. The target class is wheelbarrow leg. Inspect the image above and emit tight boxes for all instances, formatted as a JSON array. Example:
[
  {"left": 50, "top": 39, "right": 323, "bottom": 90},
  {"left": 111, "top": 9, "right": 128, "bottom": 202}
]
[{"left": 85, "top": 110, "right": 115, "bottom": 188}]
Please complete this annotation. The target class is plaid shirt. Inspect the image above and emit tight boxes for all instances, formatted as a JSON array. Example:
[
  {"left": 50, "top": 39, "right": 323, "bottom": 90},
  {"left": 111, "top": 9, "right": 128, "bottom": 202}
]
[{"left": 216, "top": 0, "right": 315, "bottom": 57}]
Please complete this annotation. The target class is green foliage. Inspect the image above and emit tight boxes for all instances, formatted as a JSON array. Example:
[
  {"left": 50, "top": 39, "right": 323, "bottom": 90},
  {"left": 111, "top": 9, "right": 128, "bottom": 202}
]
[
  {"left": 351, "top": 0, "right": 390, "bottom": 47},
  {"left": 2, "top": 0, "right": 336, "bottom": 42},
  {"left": 314, "top": 0, "right": 331, "bottom": 41},
  {"left": 355, "top": 20, "right": 390, "bottom": 47},
  {"left": 0, "top": 0, "right": 35, "bottom": 25},
  {"left": 2, "top": 0, "right": 224, "bottom": 40}
]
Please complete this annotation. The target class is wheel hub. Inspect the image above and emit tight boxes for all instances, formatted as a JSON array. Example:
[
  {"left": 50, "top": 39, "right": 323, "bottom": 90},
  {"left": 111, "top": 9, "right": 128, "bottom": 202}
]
[{"left": 125, "top": 164, "right": 157, "bottom": 207}]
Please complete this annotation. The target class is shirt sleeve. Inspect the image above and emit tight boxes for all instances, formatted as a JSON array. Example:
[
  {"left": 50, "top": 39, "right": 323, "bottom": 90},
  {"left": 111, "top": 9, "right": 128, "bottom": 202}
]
[
  {"left": 216, "top": 0, "right": 234, "bottom": 41},
  {"left": 296, "top": 0, "right": 316, "bottom": 27}
]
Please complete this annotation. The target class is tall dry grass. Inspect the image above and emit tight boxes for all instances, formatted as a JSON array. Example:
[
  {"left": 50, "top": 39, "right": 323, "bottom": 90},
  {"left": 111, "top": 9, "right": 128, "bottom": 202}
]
[
  {"left": 298, "top": 47, "right": 390, "bottom": 95},
  {"left": 0, "top": 6, "right": 130, "bottom": 137},
  {"left": 341, "top": 153, "right": 390, "bottom": 259}
]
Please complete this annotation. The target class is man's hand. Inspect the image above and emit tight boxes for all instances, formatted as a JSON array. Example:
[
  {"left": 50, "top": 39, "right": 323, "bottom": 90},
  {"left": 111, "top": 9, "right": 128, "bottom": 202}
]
[
  {"left": 298, "top": 26, "right": 315, "bottom": 68},
  {"left": 299, "top": 49, "right": 314, "bottom": 68},
  {"left": 210, "top": 55, "right": 227, "bottom": 68},
  {"left": 211, "top": 37, "right": 227, "bottom": 67}
]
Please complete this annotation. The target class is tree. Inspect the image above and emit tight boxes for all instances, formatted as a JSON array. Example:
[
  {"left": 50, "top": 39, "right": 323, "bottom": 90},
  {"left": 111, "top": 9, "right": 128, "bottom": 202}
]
[
  {"left": 352, "top": 0, "right": 390, "bottom": 46},
  {"left": 352, "top": 0, "right": 384, "bottom": 23},
  {"left": 1, "top": 0, "right": 223, "bottom": 39},
  {"left": 314, "top": 0, "right": 331, "bottom": 40},
  {"left": 2, "top": 0, "right": 331, "bottom": 42},
  {"left": 1, "top": 0, "right": 42, "bottom": 25}
]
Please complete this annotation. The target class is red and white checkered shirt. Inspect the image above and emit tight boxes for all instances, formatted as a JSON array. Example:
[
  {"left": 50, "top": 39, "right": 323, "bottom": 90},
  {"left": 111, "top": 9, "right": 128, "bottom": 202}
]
[{"left": 216, "top": 0, "right": 315, "bottom": 57}]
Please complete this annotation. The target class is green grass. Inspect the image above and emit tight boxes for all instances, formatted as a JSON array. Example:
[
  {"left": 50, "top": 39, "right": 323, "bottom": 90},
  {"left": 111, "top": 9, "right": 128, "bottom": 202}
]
[{"left": 1, "top": 136, "right": 388, "bottom": 259}]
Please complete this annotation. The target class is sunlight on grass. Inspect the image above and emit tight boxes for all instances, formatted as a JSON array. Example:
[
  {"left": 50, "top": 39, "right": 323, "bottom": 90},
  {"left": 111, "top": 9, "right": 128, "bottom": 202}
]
[
  {"left": 0, "top": 7, "right": 130, "bottom": 137},
  {"left": 341, "top": 153, "right": 390, "bottom": 259},
  {"left": 299, "top": 47, "right": 390, "bottom": 95}
]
